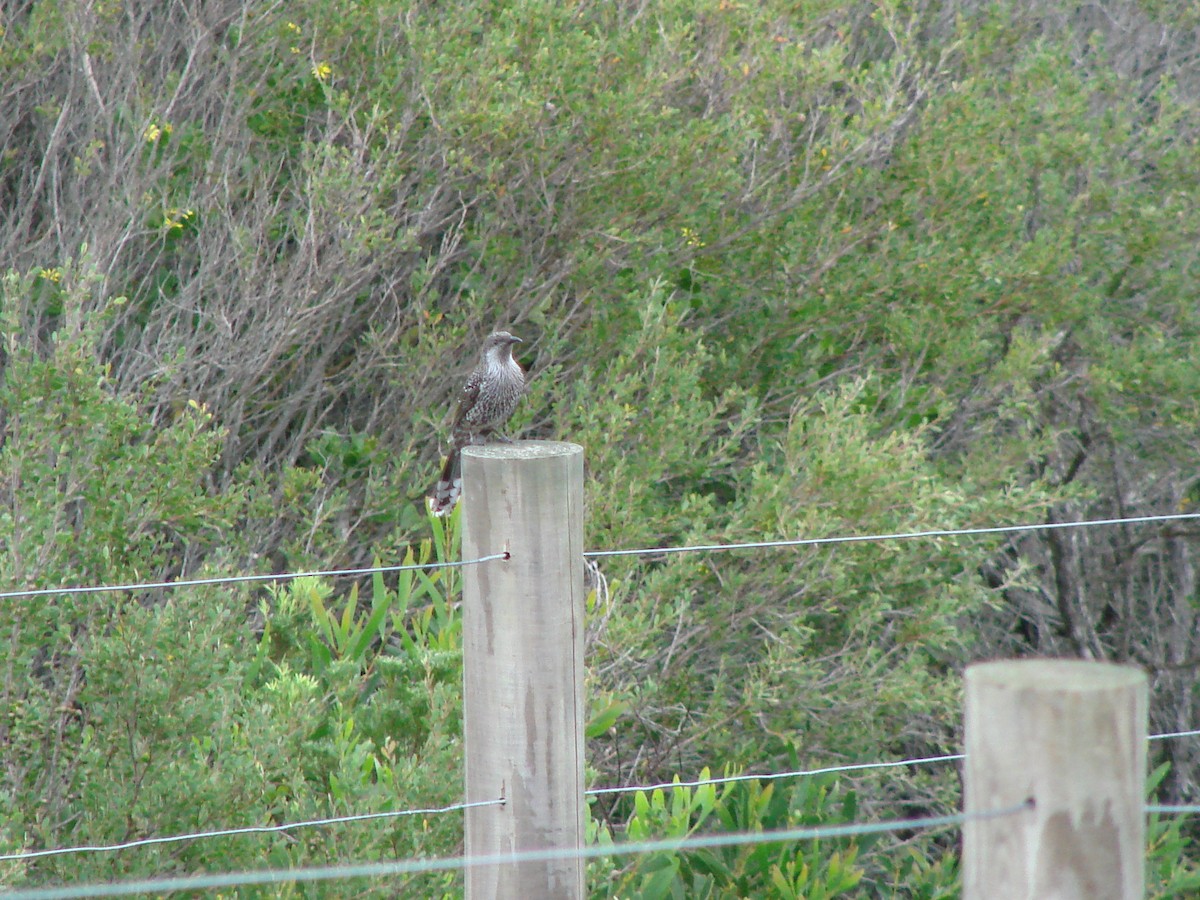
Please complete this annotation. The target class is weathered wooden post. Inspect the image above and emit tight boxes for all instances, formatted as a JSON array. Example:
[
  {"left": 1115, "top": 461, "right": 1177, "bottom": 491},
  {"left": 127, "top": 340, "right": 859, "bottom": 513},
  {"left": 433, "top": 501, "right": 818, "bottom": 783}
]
[
  {"left": 963, "top": 659, "right": 1147, "bottom": 900},
  {"left": 461, "top": 441, "right": 586, "bottom": 898}
]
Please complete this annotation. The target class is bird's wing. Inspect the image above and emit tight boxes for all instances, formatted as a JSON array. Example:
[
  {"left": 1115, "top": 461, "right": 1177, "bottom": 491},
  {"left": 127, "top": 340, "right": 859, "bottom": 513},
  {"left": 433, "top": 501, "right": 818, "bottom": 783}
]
[{"left": 448, "top": 370, "right": 482, "bottom": 434}]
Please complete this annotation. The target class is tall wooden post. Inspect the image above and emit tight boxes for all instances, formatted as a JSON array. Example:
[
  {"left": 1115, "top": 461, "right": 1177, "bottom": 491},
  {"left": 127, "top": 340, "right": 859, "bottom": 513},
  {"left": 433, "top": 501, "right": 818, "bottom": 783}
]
[
  {"left": 963, "top": 659, "right": 1147, "bottom": 900},
  {"left": 461, "top": 441, "right": 586, "bottom": 899}
]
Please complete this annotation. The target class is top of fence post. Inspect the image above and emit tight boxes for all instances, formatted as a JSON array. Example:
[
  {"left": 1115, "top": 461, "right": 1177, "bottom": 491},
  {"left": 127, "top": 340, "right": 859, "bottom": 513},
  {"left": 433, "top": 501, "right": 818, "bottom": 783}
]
[{"left": 963, "top": 659, "right": 1147, "bottom": 900}]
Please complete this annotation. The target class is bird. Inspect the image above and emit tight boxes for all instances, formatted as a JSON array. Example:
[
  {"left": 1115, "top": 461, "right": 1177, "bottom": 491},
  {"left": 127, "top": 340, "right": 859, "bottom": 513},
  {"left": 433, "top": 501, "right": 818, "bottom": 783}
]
[{"left": 428, "top": 331, "right": 526, "bottom": 516}]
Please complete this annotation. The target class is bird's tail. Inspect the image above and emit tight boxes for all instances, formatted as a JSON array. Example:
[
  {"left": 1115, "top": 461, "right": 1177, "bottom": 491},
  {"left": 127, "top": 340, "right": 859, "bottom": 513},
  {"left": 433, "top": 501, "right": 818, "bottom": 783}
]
[{"left": 428, "top": 447, "right": 462, "bottom": 517}]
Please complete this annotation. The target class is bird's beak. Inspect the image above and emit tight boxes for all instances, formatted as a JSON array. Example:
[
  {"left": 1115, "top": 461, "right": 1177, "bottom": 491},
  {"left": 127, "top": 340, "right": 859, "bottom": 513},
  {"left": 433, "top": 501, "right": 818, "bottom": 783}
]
[{"left": 511, "top": 336, "right": 524, "bottom": 343}]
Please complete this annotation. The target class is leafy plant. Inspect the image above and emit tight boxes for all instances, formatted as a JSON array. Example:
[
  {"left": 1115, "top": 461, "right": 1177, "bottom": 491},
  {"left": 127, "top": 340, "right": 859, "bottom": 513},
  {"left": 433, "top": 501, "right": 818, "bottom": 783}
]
[{"left": 591, "top": 772, "right": 864, "bottom": 899}]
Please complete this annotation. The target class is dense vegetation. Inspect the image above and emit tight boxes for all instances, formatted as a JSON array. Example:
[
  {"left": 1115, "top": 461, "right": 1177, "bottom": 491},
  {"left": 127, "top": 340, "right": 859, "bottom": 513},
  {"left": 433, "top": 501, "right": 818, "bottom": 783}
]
[{"left": 3, "top": 0, "right": 1200, "bottom": 894}]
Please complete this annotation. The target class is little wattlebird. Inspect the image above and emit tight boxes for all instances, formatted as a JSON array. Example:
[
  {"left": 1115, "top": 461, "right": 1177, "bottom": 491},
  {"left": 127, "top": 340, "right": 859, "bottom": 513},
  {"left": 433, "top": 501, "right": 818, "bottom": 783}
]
[{"left": 428, "top": 331, "right": 526, "bottom": 516}]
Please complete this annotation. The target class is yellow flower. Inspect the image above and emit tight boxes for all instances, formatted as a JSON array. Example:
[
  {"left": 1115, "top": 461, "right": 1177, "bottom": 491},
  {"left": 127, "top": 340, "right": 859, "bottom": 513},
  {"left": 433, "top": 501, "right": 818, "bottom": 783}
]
[
  {"left": 143, "top": 122, "right": 172, "bottom": 143},
  {"left": 312, "top": 62, "right": 332, "bottom": 82},
  {"left": 162, "top": 208, "right": 194, "bottom": 232}
]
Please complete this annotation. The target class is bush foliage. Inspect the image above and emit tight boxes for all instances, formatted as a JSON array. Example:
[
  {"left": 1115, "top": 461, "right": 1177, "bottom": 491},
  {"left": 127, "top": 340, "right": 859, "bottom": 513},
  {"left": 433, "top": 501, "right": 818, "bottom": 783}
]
[{"left": 3, "top": 0, "right": 1200, "bottom": 894}]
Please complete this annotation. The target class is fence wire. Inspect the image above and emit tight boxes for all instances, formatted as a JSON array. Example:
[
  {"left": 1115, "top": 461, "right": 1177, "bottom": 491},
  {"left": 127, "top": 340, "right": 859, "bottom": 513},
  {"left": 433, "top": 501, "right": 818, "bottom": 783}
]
[
  {"left": 0, "top": 800, "right": 506, "bottom": 864},
  {"left": 0, "top": 801, "right": 1034, "bottom": 900},
  {"left": 6, "top": 729, "right": 1196, "bottom": 866},
  {"left": 0, "top": 553, "right": 509, "bottom": 600},
  {"left": 584, "top": 511, "right": 1200, "bottom": 559},
  {"left": 3, "top": 511, "right": 1197, "bottom": 601}
]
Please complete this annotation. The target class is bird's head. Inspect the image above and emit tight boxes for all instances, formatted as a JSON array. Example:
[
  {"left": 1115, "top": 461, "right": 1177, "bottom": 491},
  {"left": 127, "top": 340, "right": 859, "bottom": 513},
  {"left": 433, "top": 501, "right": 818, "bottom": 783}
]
[{"left": 482, "top": 331, "right": 523, "bottom": 360}]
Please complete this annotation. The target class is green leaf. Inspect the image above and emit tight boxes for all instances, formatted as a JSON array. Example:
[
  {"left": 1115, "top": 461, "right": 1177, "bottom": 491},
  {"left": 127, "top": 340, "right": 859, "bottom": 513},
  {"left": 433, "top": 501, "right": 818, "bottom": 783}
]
[{"left": 584, "top": 696, "right": 629, "bottom": 739}]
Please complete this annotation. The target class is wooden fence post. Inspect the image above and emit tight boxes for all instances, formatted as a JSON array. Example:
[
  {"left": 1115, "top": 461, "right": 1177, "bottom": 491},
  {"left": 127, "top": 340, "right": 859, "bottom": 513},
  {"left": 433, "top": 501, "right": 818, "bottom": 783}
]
[
  {"left": 963, "top": 659, "right": 1148, "bottom": 900},
  {"left": 461, "top": 441, "right": 586, "bottom": 899}
]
